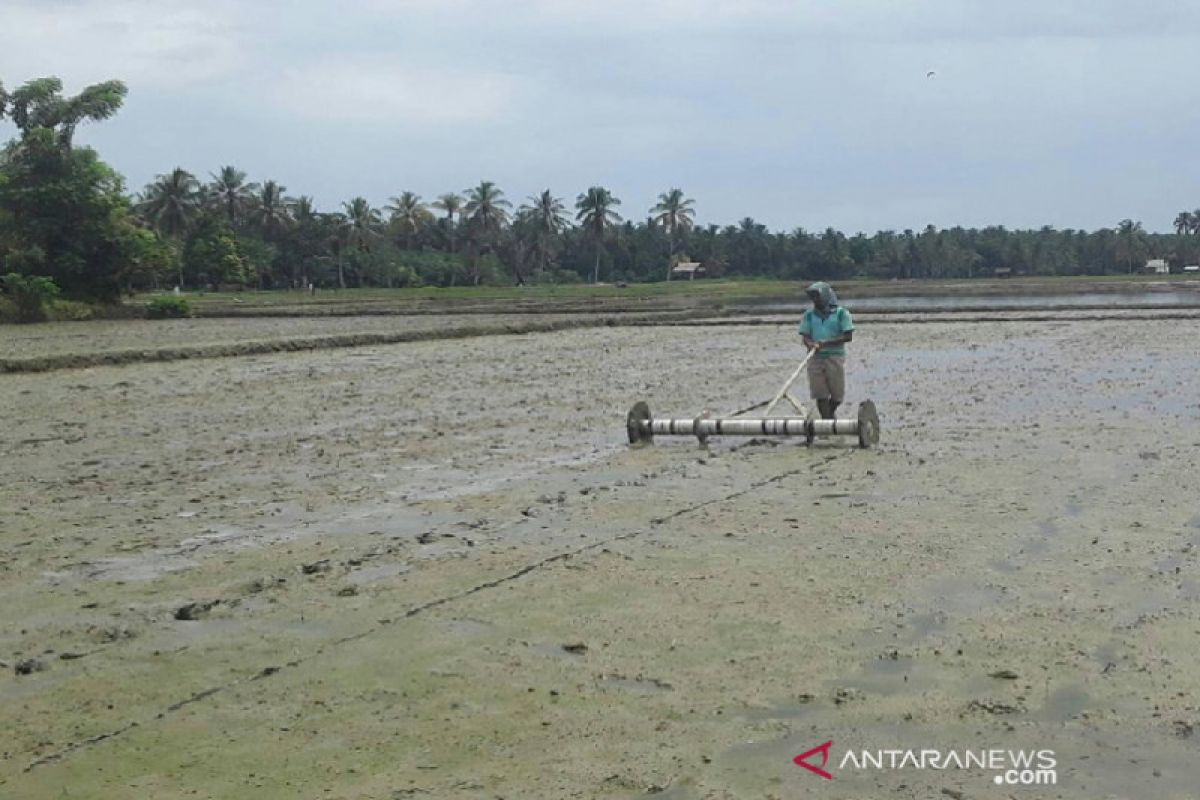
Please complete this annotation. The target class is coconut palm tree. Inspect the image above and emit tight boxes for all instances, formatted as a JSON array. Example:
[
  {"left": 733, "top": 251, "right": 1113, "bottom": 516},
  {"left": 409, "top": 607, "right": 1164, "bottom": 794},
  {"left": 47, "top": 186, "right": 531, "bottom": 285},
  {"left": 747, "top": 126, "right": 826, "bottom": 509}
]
[
  {"left": 576, "top": 186, "right": 622, "bottom": 283},
  {"left": 385, "top": 191, "right": 432, "bottom": 251},
  {"left": 277, "top": 196, "right": 321, "bottom": 288},
  {"left": 463, "top": 181, "right": 511, "bottom": 283},
  {"left": 650, "top": 188, "right": 696, "bottom": 273},
  {"left": 337, "top": 197, "right": 382, "bottom": 288},
  {"left": 291, "top": 195, "right": 317, "bottom": 223},
  {"left": 251, "top": 180, "right": 293, "bottom": 241},
  {"left": 138, "top": 168, "right": 202, "bottom": 237},
  {"left": 432, "top": 193, "right": 463, "bottom": 222},
  {"left": 138, "top": 168, "right": 202, "bottom": 287},
  {"left": 1174, "top": 211, "right": 1194, "bottom": 237},
  {"left": 519, "top": 189, "right": 570, "bottom": 277},
  {"left": 208, "top": 166, "right": 258, "bottom": 226},
  {"left": 464, "top": 181, "right": 511, "bottom": 239},
  {"left": 1114, "top": 219, "right": 1148, "bottom": 274},
  {"left": 431, "top": 192, "right": 465, "bottom": 253}
]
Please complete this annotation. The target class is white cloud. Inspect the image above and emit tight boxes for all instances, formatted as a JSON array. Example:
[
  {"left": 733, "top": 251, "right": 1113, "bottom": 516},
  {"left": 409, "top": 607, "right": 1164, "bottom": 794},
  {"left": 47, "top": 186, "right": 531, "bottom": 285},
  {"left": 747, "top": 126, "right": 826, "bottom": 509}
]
[
  {"left": 0, "top": 0, "right": 249, "bottom": 89},
  {"left": 357, "top": 0, "right": 1200, "bottom": 41},
  {"left": 7, "top": 0, "right": 1200, "bottom": 231},
  {"left": 269, "top": 59, "right": 523, "bottom": 127}
]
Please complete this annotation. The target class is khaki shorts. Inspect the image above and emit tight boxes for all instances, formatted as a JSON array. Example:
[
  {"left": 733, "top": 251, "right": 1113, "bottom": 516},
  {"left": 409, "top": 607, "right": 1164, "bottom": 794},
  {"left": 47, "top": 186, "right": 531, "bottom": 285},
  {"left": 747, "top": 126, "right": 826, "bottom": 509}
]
[{"left": 807, "top": 356, "right": 846, "bottom": 402}]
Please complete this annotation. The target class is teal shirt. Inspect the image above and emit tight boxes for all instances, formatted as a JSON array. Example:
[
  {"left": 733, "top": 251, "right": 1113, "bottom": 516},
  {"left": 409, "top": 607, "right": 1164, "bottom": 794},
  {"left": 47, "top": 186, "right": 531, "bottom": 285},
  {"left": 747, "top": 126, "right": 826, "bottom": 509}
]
[{"left": 799, "top": 306, "right": 854, "bottom": 358}]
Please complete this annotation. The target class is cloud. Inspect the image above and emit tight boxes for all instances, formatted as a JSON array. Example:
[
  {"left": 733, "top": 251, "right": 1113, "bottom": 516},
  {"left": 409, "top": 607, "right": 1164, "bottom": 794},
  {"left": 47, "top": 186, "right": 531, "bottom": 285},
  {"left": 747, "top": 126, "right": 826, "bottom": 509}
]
[
  {"left": 358, "top": 0, "right": 1200, "bottom": 42},
  {"left": 0, "top": 0, "right": 249, "bottom": 89},
  {"left": 7, "top": 0, "right": 1200, "bottom": 232},
  {"left": 268, "top": 59, "right": 523, "bottom": 127}
]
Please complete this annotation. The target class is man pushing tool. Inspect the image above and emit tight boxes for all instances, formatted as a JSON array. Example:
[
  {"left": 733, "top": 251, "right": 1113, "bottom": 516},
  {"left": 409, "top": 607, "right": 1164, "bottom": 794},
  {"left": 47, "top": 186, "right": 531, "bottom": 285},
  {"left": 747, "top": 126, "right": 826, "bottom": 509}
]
[{"left": 798, "top": 282, "right": 854, "bottom": 420}]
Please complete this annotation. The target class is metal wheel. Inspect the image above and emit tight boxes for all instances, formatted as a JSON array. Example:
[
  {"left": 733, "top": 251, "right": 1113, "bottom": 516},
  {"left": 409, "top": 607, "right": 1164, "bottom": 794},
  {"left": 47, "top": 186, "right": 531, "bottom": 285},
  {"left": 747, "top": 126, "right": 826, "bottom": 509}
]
[
  {"left": 627, "top": 401, "right": 652, "bottom": 445},
  {"left": 857, "top": 400, "right": 880, "bottom": 448}
]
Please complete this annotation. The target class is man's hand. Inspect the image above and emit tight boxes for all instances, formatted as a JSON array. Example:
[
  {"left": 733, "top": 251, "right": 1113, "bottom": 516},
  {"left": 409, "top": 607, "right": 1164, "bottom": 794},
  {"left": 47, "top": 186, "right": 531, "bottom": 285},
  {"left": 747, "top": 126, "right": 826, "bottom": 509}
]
[{"left": 808, "top": 340, "right": 822, "bottom": 352}]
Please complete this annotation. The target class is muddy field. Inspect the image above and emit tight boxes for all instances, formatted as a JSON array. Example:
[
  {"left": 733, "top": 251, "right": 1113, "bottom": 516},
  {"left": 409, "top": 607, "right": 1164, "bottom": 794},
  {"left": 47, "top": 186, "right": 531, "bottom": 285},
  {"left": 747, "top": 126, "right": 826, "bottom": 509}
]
[
  {"left": 2, "top": 316, "right": 1199, "bottom": 799},
  {"left": 0, "top": 314, "right": 629, "bottom": 361}
]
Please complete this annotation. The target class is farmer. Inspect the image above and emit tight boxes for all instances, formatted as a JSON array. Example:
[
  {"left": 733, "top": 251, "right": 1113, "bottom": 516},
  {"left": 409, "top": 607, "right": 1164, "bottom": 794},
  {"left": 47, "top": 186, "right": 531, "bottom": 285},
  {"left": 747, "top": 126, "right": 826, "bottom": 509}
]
[{"left": 798, "top": 282, "right": 854, "bottom": 420}]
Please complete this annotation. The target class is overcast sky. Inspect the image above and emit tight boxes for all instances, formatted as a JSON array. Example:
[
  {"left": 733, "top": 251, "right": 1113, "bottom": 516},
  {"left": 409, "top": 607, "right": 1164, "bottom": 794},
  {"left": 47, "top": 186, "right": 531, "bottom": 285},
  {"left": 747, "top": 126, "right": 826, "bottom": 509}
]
[{"left": 3, "top": 0, "right": 1199, "bottom": 233}]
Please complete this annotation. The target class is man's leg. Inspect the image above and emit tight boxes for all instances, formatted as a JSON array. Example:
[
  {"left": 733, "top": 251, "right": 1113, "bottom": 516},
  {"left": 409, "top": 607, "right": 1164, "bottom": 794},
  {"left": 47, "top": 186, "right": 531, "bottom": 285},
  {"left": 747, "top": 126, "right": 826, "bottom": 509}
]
[
  {"left": 807, "top": 357, "right": 830, "bottom": 419},
  {"left": 826, "top": 357, "right": 846, "bottom": 419}
]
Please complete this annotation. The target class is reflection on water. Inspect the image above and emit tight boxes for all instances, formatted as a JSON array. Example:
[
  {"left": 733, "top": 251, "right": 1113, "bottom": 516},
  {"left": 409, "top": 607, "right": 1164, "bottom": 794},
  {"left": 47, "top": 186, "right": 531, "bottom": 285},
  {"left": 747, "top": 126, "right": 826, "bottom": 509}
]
[{"left": 740, "top": 290, "right": 1200, "bottom": 312}]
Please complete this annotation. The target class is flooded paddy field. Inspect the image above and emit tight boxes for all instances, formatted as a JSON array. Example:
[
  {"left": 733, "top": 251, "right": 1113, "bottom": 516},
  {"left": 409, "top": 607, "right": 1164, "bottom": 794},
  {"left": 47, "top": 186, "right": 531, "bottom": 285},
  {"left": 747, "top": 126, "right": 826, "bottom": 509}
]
[
  {"left": 2, "top": 315, "right": 1199, "bottom": 798},
  {"left": 0, "top": 313, "right": 638, "bottom": 363}
]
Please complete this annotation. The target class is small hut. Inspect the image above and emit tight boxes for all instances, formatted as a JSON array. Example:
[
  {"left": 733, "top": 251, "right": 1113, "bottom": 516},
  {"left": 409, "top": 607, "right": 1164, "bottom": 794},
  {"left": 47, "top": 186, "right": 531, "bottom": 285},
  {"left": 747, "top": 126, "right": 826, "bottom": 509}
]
[{"left": 670, "top": 261, "right": 706, "bottom": 280}]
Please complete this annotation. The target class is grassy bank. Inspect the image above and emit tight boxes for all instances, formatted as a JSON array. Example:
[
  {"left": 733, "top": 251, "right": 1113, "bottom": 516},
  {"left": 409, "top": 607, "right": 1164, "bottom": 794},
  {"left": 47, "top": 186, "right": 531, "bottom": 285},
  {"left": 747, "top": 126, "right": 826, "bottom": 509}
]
[
  {"left": 123, "top": 274, "right": 1200, "bottom": 318},
  {"left": 4, "top": 274, "right": 1195, "bottom": 327}
]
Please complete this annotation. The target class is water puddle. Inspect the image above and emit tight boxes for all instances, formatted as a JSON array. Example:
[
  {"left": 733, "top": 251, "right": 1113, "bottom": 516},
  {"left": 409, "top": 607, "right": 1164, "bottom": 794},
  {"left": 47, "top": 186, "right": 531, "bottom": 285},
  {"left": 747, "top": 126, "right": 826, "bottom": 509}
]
[
  {"left": 1113, "top": 593, "right": 1173, "bottom": 628},
  {"left": 1038, "top": 685, "right": 1090, "bottom": 723},
  {"left": 54, "top": 552, "right": 199, "bottom": 583},
  {"left": 596, "top": 673, "right": 673, "bottom": 695},
  {"left": 634, "top": 780, "right": 695, "bottom": 799},
  {"left": 52, "top": 504, "right": 452, "bottom": 584},
  {"left": 412, "top": 443, "right": 625, "bottom": 502},
  {"left": 525, "top": 641, "right": 589, "bottom": 662},
  {"left": 1007, "top": 518, "right": 1061, "bottom": 561},
  {"left": 736, "top": 699, "right": 814, "bottom": 721},
  {"left": 440, "top": 617, "right": 497, "bottom": 637},
  {"left": 905, "top": 610, "right": 949, "bottom": 638},
  {"left": 345, "top": 562, "right": 410, "bottom": 585},
  {"left": 924, "top": 576, "right": 1009, "bottom": 615},
  {"left": 735, "top": 289, "right": 1200, "bottom": 313},
  {"left": 831, "top": 655, "right": 945, "bottom": 700}
]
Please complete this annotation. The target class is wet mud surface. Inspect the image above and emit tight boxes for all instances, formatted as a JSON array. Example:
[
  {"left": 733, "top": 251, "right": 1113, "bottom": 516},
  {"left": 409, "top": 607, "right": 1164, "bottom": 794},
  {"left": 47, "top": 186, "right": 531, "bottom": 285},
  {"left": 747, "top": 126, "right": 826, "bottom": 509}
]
[
  {"left": 0, "top": 313, "right": 701, "bottom": 373},
  {"left": 2, "top": 319, "right": 1199, "bottom": 798},
  {"left": 0, "top": 315, "right": 592, "bottom": 360}
]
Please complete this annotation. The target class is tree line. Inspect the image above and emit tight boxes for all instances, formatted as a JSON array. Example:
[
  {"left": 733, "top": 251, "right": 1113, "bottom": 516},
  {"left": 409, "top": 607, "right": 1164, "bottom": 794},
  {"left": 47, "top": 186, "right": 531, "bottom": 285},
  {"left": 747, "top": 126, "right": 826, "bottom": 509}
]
[{"left": 3, "top": 76, "right": 1198, "bottom": 302}]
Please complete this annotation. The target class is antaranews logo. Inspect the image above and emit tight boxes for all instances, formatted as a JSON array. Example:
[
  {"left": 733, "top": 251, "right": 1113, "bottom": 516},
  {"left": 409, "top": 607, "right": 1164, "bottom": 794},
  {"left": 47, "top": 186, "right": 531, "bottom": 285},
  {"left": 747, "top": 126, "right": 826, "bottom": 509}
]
[
  {"left": 793, "top": 741, "right": 834, "bottom": 780},
  {"left": 793, "top": 742, "right": 1057, "bottom": 787}
]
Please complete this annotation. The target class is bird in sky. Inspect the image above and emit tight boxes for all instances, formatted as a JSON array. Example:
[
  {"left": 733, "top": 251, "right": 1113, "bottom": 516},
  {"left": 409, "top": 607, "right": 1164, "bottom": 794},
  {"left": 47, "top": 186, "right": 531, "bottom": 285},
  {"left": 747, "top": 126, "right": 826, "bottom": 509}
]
[{"left": 926, "top": 70, "right": 936, "bottom": 78}]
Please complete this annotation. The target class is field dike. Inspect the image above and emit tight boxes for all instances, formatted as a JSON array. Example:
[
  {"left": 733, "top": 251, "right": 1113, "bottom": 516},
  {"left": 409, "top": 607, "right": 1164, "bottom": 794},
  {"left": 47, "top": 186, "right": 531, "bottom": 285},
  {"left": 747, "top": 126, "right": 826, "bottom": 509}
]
[{"left": 0, "top": 312, "right": 701, "bottom": 374}]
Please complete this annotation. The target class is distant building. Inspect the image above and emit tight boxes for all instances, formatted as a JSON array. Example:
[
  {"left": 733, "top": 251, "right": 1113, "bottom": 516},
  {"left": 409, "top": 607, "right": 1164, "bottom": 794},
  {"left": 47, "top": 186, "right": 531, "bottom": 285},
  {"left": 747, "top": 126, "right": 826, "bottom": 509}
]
[
  {"left": 1183, "top": 265, "right": 1200, "bottom": 273},
  {"left": 1143, "top": 258, "right": 1170, "bottom": 274},
  {"left": 670, "top": 261, "right": 706, "bottom": 280},
  {"left": 993, "top": 267, "right": 1013, "bottom": 278}
]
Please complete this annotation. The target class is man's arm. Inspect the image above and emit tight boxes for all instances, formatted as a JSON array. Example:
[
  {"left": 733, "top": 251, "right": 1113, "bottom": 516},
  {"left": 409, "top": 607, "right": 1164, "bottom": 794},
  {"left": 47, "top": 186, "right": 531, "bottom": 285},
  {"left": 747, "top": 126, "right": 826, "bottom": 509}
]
[
  {"left": 800, "top": 310, "right": 854, "bottom": 350},
  {"left": 824, "top": 308, "right": 854, "bottom": 347},
  {"left": 799, "top": 313, "right": 817, "bottom": 350},
  {"left": 811, "top": 311, "right": 854, "bottom": 349}
]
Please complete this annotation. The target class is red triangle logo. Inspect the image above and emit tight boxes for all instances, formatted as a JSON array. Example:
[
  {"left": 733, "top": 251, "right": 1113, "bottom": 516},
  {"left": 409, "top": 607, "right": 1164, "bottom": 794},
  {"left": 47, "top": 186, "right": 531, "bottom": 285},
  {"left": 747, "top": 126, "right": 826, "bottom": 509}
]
[{"left": 794, "top": 740, "right": 834, "bottom": 780}]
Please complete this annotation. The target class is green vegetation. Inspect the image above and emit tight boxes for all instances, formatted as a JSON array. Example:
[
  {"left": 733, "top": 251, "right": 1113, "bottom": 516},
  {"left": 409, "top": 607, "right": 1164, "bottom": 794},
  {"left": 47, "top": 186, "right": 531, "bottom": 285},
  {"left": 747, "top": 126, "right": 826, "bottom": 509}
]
[
  {"left": 127, "top": 273, "right": 1193, "bottom": 320},
  {"left": 144, "top": 295, "right": 191, "bottom": 319},
  {"left": 1, "top": 272, "right": 60, "bottom": 322},
  {"left": 0, "top": 77, "right": 156, "bottom": 303},
  {"left": 4, "top": 73, "right": 1200, "bottom": 318},
  {"left": 575, "top": 186, "right": 622, "bottom": 284}
]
